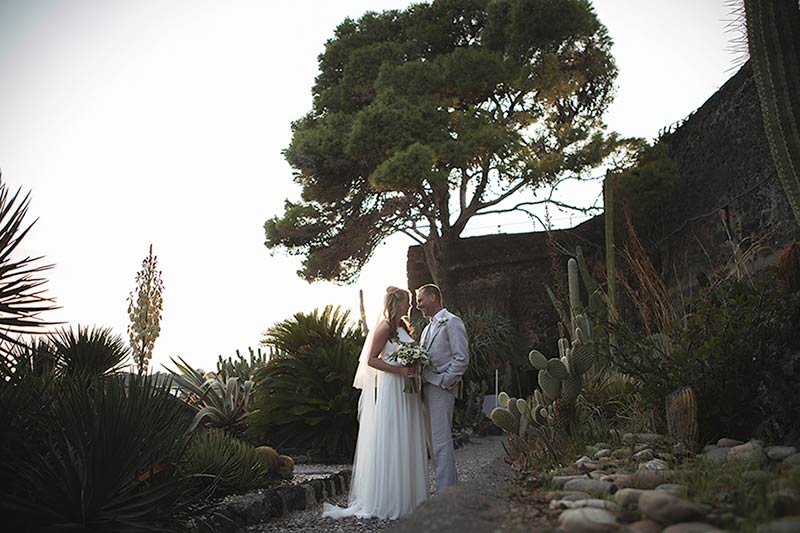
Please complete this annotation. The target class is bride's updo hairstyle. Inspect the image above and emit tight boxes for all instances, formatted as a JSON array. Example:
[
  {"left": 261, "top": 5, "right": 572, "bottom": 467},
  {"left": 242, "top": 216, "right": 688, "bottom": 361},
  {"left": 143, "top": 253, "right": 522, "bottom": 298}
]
[{"left": 383, "top": 286, "right": 413, "bottom": 340}]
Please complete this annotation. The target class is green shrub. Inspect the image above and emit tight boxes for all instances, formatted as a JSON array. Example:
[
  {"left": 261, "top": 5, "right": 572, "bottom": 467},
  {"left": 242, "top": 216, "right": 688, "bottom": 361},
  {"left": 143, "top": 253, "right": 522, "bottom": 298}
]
[
  {"left": 2, "top": 373, "right": 193, "bottom": 531},
  {"left": 248, "top": 305, "right": 363, "bottom": 461},
  {"left": 49, "top": 325, "right": 131, "bottom": 380},
  {"left": 181, "top": 428, "right": 271, "bottom": 496},
  {"left": 605, "top": 273, "right": 798, "bottom": 442},
  {"left": 216, "top": 346, "right": 272, "bottom": 381}
]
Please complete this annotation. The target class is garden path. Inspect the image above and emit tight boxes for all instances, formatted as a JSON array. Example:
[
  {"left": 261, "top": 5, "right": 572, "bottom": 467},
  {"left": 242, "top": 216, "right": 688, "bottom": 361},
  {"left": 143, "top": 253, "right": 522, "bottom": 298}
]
[{"left": 243, "top": 435, "right": 508, "bottom": 533}]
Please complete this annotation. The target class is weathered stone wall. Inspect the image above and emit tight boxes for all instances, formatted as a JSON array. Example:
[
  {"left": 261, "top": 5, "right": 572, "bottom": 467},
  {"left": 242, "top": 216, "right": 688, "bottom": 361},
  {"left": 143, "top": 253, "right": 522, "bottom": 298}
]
[
  {"left": 407, "top": 62, "right": 798, "bottom": 350},
  {"left": 407, "top": 217, "right": 605, "bottom": 350},
  {"left": 647, "top": 62, "right": 798, "bottom": 291}
]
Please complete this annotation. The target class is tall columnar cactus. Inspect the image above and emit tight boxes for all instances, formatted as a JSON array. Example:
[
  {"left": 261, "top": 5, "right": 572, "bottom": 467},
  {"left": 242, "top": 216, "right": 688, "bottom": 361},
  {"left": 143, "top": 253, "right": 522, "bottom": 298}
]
[
  {"left": 744, "top": 0, "right": 800, "bottom": 226},
  {"left": 604, "top": 176, "right": 618, "bottom": 321}
]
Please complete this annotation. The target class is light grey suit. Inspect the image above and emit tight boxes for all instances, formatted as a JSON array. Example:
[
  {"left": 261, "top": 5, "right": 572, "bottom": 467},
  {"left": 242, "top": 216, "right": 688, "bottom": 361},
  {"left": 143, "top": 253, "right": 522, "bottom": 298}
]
[{"left": 420, "top": 309, "right": 469, "bottom": 493}]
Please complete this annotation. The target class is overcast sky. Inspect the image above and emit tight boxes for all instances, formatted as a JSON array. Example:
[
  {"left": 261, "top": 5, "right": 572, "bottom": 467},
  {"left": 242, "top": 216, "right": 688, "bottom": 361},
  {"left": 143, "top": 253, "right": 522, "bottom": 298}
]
[{"left": 0, "top": 0, "right": 739, "bottom": 372}]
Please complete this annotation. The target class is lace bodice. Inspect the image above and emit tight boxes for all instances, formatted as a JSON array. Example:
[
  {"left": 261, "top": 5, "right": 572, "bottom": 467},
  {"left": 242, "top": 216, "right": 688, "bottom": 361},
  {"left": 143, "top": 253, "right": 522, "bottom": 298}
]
[{"left": 383, "top": 327, "right": 414, "bottom": 366}]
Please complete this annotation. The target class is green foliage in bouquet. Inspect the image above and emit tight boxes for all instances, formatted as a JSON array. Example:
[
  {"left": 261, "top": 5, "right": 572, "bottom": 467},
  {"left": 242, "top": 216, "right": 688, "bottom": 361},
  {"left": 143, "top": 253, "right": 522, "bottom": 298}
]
[{"left": 249, "top": 305, "right": 364, "bottom": 461}]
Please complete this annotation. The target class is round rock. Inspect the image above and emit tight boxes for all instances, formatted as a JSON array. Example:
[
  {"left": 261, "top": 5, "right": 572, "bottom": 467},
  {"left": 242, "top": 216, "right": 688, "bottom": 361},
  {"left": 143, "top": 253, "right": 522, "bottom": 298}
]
[
  {"left": 655, "top": 483, "right": 688, "bottom": 496},
  {"left": 624, "top": 519, "right": 663, "bottom": 533},
  {"left": 615, "top": 488, "right": 649, "bottom": 507},
  {"left": 766, "top": 446, "right": 797, "bottom": 461},
  {"left": 638, "top": 490, "right": 707, "bottom": 525},
  {"left": 728, "top": 441, "right": 767, "bottom": 466},
  {"left": 782, "top": 453, "right": 800, "bottom": 465},
  {"left": 663, "top": 522, "right": 721, "bottom": 532},
  {"left": 702, "top": 447, "right": 729, "bottom": 464},
  {"left": 563, "top": 478, "right": 616, "bottom": 496},
  {"left": 717, "top": 437, "right": 744, "bottom": 447},
  {"left": 558, "top": 507, "right": 620, "bottom": 532}
]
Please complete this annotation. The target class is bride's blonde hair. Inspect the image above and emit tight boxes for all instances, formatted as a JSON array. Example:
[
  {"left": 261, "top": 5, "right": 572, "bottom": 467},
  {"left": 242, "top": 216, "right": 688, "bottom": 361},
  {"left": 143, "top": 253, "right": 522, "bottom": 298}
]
[{"left": 383, "top": 286, "right": 413, "bottom": 339}]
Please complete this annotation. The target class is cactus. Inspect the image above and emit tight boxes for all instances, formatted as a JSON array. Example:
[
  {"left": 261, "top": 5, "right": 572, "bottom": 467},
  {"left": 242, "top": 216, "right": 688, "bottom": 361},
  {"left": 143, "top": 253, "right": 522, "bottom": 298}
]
[
  {"left": 490, "top": 406, "right": 520, "bottom": 434},
  {"left": 255, "top": 445, "right": 280, "bottom": 471},
  {"left": 491, "top": 247, "right": 607, "bottom": 437},
  {"left": 744, "top": 0, "right": 800, "bottom": 227},
  {"left": 538, "top": 370, "right": 562, "bottom": 401},
  {"left": 498, "top": 391, "right": 510, "bottom": 407},
  {"left": 547, "top": 358, "right": 568, "bottom": 379},
  {"left": 276, "top": 454, "right": 295, "bottom": 479},
  {"left": 665, "top": 386, "right": 698, "bottom": 453},
  {"left": 528, "top": 350, "right": 548, "bottom": 370}
]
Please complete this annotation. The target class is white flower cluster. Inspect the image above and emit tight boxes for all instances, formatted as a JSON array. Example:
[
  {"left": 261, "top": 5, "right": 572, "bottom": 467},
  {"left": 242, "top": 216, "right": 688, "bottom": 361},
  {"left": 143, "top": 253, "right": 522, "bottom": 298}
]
[{"left": 394, "top": 341, "right": 431, "bottom": 368}]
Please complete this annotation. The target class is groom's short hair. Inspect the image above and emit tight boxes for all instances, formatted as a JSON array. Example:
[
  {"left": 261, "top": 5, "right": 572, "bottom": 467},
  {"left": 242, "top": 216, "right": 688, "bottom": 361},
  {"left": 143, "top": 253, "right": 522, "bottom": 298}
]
[{"left": 416, "top": 283, "right": 442, "bottom": 304}]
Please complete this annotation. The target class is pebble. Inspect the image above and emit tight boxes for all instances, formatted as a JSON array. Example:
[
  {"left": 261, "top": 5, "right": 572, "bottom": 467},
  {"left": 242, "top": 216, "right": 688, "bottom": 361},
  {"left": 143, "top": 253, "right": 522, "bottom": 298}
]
[
  {"left": 766, "top": 446, "right": 797, "bottom": 461},
  {"left": 635, "top": 470, "right": 673, "bottom": 490},
  {"left": 615, "top": 488, "right": 648, "bottom": 507},
  {"left": 757, "top": 516, "right": 800, "bottom": 532},
  {"left": 702, "top": 447, "right": 729, "bottom": 464},
  {"left": 633, "top": 449, "right": 655, "bottom": 462},
  {"left": 639, "top": 459, "right": 669, "bottom": 471},
  {"left": 558, "top": 507, "right": 620, "bottom": 532},
  {"left": 595, "top": 449, "right": 612, "bottom": 459},
  {"left": 554, "top": 475, "right": 587, "bottom": 489},
  {"left": 717, "top": 438, "right": 744, "bottom": 447},
  {"left": 602, "top": 473, "right": 634, "bottom": 488},
  {"left": 662, "top": 522, "right": 721, "bottom": 532},
  {"left": 782, "top": 453, "right": 800, "bottom": 465},
  {"left": 728, "top": 441, "right": 767, "bottom": 465},
  {"left": 624, "top": 519, "right": 663, "bottom": 532},
  {"left": 563, "top": 478, "right": 617, "bottom": 496},
  {"left": 655, "top": 483, "right": 688, "bottom": 496},
  {"left": 638, "top": 491, "right": 706, "bottom": 525}
]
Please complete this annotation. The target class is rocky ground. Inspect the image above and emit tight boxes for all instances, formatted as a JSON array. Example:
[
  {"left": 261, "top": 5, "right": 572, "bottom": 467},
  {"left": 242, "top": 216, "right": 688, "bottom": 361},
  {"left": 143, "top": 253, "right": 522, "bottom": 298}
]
[
  {"left": 524, "top": 433, "right": 800, "bottom": 532},
  {"left": 242, "top": 435, "right": 507, "bottom": 533}
]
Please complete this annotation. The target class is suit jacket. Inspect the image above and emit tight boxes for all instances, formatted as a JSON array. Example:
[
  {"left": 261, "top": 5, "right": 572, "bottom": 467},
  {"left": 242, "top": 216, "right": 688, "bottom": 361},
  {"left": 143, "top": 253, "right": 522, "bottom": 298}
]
[{"left": 420, "top": 309, "right": 469, "bottom": 394}]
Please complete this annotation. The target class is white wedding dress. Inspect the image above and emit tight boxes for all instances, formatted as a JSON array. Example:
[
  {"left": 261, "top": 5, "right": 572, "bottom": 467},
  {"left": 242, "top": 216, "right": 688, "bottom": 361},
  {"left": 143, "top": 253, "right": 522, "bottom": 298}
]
[{"left": 322, "top": 326, "right": 429, "bottom": 520}]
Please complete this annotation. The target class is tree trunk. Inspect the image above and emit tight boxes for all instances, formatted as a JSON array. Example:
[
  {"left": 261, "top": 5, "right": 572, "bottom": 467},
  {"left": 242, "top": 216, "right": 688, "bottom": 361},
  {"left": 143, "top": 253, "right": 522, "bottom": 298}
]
[{"left": 422, "top": 234, "right": 459, "bottom": 308}]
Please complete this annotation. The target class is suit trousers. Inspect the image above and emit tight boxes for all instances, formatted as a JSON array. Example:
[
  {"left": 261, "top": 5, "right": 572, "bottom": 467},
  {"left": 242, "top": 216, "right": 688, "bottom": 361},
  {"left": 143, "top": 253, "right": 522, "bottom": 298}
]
[{"left": 423, "top": 382, "right": 457, "bottom": 492}]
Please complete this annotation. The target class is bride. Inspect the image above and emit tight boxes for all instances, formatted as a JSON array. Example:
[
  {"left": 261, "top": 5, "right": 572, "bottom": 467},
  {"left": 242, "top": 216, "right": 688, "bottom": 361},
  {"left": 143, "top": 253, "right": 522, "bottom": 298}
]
[{"left": 323, "top": 286, "right": 429, "bottom": 520}]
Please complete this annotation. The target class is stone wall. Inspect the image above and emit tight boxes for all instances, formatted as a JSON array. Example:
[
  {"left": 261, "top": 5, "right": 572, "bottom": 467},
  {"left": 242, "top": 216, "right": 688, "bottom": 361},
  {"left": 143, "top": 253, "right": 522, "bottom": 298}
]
[
  {"left": 407, "top": 217, "right": 605, "bottom": 350},
  {"left": 407, "top": 62, "right": 798, "bottom": 350}
]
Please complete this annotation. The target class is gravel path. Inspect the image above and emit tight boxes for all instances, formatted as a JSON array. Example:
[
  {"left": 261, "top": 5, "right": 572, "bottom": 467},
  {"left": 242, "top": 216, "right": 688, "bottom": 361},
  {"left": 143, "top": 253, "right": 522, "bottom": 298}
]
[{"left": 243, "top": 436, "right": 506, "bottom": 533}]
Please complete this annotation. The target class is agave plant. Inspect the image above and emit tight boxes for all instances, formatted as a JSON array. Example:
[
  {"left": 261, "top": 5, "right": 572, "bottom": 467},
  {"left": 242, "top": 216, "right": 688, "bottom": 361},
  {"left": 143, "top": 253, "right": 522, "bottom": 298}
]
[
  {"left": 167, "top": 355, "right": 257, "bottom": 436},
  {"left": 2, "top": 372, "right": 193, "bottom": 531}
]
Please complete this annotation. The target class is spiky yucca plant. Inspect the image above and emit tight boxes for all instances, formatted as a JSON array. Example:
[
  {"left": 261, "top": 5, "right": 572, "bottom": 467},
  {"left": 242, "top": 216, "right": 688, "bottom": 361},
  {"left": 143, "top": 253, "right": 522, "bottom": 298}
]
[
  {"left": 49, "top": 325, "right": 131, "bottom": 380},
  {"left": 3, "top": 373, "right": 193, "bottom": 532},
  {"left": 0, "top": 174, "right": 58, "bottom": 356}
]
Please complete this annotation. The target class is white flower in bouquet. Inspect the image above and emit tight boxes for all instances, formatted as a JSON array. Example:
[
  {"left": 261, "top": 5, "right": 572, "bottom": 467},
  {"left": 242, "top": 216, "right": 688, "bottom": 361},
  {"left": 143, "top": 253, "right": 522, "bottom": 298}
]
[{"left": 393, "top": 341, "right": 430, "bottom": 393}]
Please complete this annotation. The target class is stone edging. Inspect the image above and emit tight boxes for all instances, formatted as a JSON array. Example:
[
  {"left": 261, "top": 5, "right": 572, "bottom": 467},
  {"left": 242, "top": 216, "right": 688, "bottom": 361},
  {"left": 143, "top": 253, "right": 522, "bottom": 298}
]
[{"left": 189, "top": 470, "right": 352, "bottom": 532}]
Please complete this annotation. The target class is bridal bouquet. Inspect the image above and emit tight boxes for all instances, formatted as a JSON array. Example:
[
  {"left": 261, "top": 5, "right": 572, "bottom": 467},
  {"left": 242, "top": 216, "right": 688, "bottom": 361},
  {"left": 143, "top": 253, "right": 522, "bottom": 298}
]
[{"left": 393, "top": 342, "right": 430, "bottom": 393}]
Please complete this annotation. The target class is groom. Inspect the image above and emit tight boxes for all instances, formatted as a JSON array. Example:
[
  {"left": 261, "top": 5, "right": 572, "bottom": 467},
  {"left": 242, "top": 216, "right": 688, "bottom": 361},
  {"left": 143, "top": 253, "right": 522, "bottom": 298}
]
[{"left": 416, "top": 284, "right": 469, "bottom": 493}]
